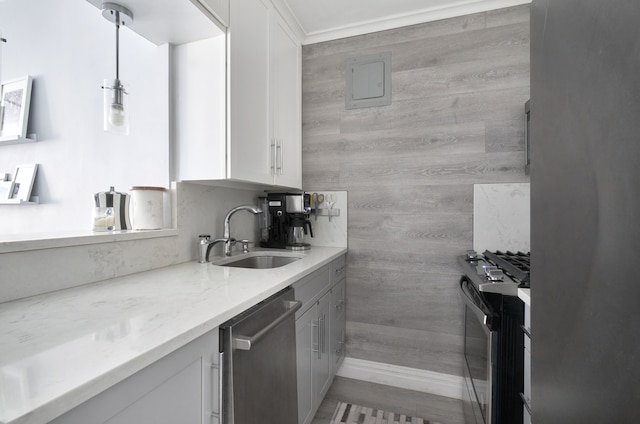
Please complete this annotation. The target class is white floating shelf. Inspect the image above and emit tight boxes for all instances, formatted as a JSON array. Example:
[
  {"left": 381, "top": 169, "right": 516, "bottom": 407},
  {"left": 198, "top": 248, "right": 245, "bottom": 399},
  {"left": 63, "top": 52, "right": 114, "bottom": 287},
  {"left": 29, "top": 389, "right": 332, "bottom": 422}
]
[
  {"left": 0, "top": 196, "right": 40, "bottom": 205},
  {"left": 0, "top": 134, "right": 38, "bottom": 146}
]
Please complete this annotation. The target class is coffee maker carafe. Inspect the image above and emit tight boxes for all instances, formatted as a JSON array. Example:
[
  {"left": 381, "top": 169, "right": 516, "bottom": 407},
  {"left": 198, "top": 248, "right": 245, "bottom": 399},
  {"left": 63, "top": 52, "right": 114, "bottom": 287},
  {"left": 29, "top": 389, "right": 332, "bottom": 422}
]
[
  {"left": 260, "top": 192, "right": 313, "bottom": 250},
  {"left": 287, "top": 213, "right": 313, "bottom": 250}
]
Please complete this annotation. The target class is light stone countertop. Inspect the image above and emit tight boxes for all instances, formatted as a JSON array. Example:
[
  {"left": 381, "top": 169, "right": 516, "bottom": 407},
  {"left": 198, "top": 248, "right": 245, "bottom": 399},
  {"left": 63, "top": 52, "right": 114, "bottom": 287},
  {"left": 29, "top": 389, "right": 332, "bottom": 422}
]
[{"left": 0, "top": 247, "right": 347, "bottom": 424}]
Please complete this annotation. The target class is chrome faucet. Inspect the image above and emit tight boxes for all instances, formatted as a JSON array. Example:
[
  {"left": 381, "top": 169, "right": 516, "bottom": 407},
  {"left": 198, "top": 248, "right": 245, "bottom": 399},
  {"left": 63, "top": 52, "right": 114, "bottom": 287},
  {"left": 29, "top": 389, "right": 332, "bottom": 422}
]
[
  {"left": 198, "top": 205, "right": 263, "bottom": 262},
  {"left": 222, "top": 205, "right": 262, "bottom": 256}
]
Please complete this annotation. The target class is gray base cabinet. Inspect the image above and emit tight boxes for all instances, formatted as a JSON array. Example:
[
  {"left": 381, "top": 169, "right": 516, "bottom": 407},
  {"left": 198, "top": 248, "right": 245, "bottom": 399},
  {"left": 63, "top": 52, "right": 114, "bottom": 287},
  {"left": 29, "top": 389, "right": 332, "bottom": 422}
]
[
  {"left": 294, "top": 255, "right": 346, "bottom": 424},
  {"left": 51, "top": 329, "right": 220, "bottom": 424},
  {"left": 331, "top": 278, "right": 346, "bottom": 374}
]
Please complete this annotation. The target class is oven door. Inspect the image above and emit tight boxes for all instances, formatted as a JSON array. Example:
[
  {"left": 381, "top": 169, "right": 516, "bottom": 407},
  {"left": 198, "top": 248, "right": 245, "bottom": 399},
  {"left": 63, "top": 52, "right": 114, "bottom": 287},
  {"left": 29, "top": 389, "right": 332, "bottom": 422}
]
[{"left": 460, "top": 276, "right": 499, "bottom": 424}]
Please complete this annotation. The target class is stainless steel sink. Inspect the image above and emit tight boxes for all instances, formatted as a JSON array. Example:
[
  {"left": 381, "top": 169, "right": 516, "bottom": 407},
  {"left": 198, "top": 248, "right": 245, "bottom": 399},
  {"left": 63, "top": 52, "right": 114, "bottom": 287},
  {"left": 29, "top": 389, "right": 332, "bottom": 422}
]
[{"left": 214, "top": 255, "right": 301, "bottom": 269}]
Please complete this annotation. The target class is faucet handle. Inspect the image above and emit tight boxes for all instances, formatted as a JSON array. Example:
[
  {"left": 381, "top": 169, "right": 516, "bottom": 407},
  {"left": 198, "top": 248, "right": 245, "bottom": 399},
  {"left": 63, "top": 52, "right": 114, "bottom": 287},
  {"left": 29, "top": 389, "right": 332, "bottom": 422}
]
[
  {"left": 240, "top": 240, "right": 251, "bottom": 253},
  {"left": 198, "top": 235, "right": 211, "bottom": 264}
]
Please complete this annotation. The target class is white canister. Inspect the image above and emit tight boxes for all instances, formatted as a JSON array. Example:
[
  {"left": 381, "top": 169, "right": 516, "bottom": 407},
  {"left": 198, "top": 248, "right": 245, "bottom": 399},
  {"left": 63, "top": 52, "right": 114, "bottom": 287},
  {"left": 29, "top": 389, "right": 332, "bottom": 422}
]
[{"left": 130, "top": 186, "right": 166, "bottom": 230}]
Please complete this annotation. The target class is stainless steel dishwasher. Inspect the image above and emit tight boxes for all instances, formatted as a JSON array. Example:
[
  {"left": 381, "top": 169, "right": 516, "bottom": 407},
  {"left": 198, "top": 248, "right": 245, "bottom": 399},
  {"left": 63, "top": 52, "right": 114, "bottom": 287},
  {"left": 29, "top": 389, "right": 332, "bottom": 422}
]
[{"left": 220, "top": 287, "right": 302, "bottom": 424}]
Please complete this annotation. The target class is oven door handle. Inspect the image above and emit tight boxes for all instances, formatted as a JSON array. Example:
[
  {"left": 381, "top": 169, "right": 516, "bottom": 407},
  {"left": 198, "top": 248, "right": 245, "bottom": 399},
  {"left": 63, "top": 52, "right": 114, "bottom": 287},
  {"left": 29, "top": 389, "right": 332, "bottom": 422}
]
[{"left": 459, "top": 276, "right": 496, "bottom": 330}]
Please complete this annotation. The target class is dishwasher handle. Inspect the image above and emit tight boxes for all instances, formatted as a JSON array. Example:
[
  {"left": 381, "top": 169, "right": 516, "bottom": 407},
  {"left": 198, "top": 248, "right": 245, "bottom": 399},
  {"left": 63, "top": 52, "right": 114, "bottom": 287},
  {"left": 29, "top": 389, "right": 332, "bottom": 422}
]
[{"left": 233, "top": 300, "right": 302, "bottom": 351}]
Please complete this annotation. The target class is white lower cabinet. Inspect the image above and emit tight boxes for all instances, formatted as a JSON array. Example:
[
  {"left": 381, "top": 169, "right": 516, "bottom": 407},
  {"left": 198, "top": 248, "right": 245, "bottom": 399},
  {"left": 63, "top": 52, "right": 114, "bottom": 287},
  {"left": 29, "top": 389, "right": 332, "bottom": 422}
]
[
  {"left": 294, "top": 255, "right": 346, "bottom": 424},
  {"left": 51, "top": 329, "right": 220, "bottom": 424}
]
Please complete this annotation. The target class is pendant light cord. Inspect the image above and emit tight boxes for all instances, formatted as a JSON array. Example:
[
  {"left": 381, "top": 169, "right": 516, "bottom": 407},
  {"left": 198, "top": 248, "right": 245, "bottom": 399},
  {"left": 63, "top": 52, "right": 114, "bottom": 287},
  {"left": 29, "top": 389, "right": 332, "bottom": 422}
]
[{"left": 114, "top": 10, "right": 120, "bottom": 81}]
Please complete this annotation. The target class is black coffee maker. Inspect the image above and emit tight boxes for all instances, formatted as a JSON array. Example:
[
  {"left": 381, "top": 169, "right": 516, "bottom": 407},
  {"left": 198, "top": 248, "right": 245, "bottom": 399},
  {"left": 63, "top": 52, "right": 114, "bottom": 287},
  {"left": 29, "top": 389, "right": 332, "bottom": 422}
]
[{"left": 260, "top": 193, "right": 313, "bottom": 250}]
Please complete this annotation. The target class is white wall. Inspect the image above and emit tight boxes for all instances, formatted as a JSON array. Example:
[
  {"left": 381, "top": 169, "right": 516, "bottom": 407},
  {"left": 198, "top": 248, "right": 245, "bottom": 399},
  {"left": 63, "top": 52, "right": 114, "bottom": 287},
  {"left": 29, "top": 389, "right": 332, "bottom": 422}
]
[{"left": 0, "top": 0, "right": 170, "bottom": 235}]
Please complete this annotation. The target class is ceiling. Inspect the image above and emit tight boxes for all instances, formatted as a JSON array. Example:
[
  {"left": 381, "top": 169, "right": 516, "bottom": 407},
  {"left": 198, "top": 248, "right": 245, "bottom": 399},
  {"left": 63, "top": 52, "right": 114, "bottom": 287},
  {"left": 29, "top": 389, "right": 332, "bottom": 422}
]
[
  {"left": 279, "top": 0, "right": 531, "bottom": 44},
  {"left": 84, "top": 0, "right": 530, "bottom": 46}
]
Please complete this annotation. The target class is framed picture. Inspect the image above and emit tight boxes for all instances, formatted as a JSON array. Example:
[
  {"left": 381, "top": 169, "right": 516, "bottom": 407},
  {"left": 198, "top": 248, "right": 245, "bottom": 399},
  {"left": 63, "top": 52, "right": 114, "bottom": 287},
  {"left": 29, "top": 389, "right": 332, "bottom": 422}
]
[
  {"left": 0, "top": 180, "right": 13, "bottom": 200},
  {"left": 9, "top": 163, "right": 38, "bottom": 202},
  {"left": 0, "top": 75, "right": 33, "bottom": 140}
]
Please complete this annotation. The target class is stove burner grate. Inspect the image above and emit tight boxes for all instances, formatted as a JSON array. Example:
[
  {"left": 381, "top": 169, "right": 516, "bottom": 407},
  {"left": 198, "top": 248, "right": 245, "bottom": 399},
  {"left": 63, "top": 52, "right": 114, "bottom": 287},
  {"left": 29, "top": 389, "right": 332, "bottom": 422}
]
[{"left": 483, "top": 250, "right": 530, "bottom": 287}]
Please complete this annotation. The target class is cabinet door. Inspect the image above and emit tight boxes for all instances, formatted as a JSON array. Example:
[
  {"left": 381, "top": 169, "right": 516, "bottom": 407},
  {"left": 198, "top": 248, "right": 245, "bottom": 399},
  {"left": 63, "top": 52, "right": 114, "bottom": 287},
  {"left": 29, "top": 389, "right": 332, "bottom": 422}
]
[
  {"left": 313, "top": 292, "right": 332, "bottom": 403},
  {"left": 270, "top": 12, "right": 301, "bottom": 189},
  {"left": 228, "top": 0, "right": 272, "bottom": 185},
  {"left": 174, "top": 36, "right": 226, "bottom": 181},
  {"left": 296, "top": 305, "right": 315, "bottom": 424},
  {"left": 51, "top": 329, "right": 220, "bottom": 424},
  {"left": 331, "top": 278, "right": 346, "bottom": 373}
]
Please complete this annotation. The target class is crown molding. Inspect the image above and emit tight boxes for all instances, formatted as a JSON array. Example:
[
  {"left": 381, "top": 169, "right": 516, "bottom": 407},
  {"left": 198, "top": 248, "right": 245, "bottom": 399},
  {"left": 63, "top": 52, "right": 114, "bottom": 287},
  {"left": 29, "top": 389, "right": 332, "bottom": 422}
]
[
  {"left": 301, "top": 0, "right": 531, "bottom": 45},
  {"left": 271, "top": 0, "right": 306, "bottom": 42}
]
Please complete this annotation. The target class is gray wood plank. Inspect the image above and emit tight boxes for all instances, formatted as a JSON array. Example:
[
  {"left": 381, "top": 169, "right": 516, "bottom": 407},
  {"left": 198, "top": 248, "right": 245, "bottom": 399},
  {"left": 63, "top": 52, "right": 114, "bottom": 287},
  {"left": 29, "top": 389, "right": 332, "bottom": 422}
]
[
  {"left": 301, "top": 4, "right": 530, "bottom": 379},
  {"left": 346, "top": 321, "right": 464, "bottom": 377}
]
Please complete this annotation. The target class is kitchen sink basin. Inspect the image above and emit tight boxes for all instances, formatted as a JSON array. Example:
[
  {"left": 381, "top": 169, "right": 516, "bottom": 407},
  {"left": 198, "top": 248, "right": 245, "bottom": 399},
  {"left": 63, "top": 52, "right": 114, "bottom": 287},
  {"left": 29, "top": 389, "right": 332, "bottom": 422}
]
[{"left": 213, "top": 254, "right": 301, "bottom": 269}]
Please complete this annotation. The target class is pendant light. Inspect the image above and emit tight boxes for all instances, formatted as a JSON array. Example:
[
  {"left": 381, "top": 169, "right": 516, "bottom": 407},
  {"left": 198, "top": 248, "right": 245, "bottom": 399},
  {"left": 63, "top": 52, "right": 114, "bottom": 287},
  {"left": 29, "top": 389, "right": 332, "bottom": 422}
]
[{"left": 101, "top": 3, "right": 133, "bottom": 135}]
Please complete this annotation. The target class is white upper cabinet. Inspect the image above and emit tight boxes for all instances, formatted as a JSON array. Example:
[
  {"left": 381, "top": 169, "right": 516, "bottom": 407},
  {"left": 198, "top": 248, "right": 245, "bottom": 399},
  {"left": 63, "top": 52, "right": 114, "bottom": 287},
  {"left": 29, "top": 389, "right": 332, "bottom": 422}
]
[
  {"left": 227, "top": 0, "right": 273, "bottom": 186},
  {"left": 174, "top": 35, "right": 227, "bottom": 182},
  {"left": 228, "top": 0, "right": 302, "bottom": 189},
  {"left": 174, "top": 0, "right": 302, "bottom": 189},
  {"left": 270, "top": 11, "right": 302, "bottom": 189}
]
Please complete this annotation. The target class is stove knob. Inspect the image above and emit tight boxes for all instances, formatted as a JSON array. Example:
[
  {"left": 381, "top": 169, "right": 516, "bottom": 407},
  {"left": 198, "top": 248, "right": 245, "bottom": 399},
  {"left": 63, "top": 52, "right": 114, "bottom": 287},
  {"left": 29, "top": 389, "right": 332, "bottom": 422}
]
[{"left": 485, "top": 267, "right": 504, "bottom": 281}]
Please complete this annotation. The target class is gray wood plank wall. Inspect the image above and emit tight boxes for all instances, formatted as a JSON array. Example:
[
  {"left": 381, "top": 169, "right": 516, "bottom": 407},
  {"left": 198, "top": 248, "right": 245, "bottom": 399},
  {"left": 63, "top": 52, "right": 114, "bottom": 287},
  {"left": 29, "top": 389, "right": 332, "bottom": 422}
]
[{"left": 301, "top": 5, "right": 530, "bottom": 377}]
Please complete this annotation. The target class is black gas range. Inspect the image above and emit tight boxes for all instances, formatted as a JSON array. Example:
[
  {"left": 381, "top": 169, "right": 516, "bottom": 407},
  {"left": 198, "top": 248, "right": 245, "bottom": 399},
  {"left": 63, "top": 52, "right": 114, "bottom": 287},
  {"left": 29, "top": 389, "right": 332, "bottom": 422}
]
[
  {"left": 457, "top": 250, "right": 530, "bottom": 296},
  {"left": 458, "top": 249, "right": 530, "bottom": 424}
]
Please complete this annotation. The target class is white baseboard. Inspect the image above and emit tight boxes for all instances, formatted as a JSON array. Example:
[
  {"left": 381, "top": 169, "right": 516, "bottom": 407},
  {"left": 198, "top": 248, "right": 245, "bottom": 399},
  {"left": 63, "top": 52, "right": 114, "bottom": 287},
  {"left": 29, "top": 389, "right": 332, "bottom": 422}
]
[{"left": 336, "top": 357, "right": 465, "bottom": 400}]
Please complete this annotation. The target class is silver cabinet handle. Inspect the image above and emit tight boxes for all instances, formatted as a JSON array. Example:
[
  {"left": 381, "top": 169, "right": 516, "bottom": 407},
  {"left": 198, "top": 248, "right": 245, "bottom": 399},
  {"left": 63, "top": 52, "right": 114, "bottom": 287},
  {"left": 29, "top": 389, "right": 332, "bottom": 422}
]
[
  {"left": 312, "top": 320, "right": 320, "bottom": 358},
  {"left": 271, "top": 139, "right": 277, "bottom": 174},
  {"left": 211, "top": 351, "right": 223, "bottom": 420},
  {"left": 322, "top": 314, "right": 327, "bottom": 354},
  {"left": 319, "top": 315, "right": 323, "bottom": 356},
  {"left": 280, "top": 139, "right": 284, "bottom": 175},
  {"left": 276, "top": 139, "right": 283, "bottom": 175},
  {"left": 233, "top": 300, "right": 302, "bottom": 350}
]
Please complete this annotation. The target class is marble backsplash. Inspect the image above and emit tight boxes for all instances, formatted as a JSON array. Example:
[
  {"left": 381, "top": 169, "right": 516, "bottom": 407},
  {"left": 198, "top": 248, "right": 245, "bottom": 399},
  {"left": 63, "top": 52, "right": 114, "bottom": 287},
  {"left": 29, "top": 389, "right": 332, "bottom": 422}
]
[
  {"left": 473, "top": 183, "right": 530, "bottom": 253},
  {"left": 304, "top": 191, "right": 348, "bottom": 248},
  {"left": 0, "top": 184, "right": 349, "bottom": 303},
  {"left": 0, "top": 183, "right": 263, "bottom": 303}
]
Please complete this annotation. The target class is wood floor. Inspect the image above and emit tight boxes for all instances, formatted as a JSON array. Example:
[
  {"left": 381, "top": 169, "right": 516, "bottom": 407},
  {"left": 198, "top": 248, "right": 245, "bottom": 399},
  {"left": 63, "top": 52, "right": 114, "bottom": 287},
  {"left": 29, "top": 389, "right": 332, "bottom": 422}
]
[{"left": 311, "top": 377, "right": 465, "bottom": 424}]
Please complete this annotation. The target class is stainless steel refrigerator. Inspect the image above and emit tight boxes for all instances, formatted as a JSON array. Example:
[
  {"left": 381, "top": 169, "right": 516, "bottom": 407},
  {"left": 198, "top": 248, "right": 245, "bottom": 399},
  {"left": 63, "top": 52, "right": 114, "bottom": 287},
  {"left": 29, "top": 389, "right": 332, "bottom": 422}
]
[{"left": 530, "top": 1, "right": 640, "bottom": 422}]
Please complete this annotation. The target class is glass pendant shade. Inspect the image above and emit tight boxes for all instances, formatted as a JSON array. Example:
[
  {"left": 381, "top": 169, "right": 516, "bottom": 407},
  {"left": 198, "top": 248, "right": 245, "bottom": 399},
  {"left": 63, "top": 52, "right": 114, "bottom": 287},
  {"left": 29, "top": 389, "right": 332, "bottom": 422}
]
[
  {"left": 100, "top": 3, "right": 133, "bottom": 136},
  {"left": 103, "top": 78, "right": 129, "bottom": 135}
]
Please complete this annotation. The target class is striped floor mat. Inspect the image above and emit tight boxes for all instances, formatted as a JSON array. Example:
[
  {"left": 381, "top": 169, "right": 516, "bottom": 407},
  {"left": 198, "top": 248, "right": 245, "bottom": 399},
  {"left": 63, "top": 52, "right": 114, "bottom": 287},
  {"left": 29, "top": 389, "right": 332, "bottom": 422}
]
[{"left": 330, "top": 402, "right": 440, "bottom": 424}]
